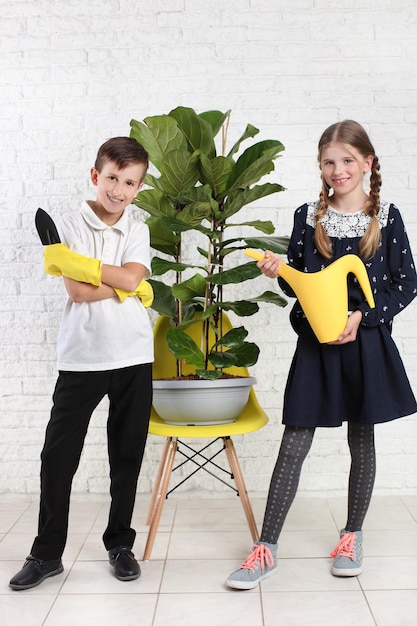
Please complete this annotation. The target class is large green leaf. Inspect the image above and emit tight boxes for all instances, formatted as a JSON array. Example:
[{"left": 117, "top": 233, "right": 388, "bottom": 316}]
[
  {"left": 176, "top": 201, "right": 214, "bottom": 226},
  {"left": 212, "top": 326, "right": 248, "bottom": 348},
  {"left": 226, "top": 123, "right": 260, "bottom": 158},
  {"left": 197, "top": 289, "right": 287, "bottom": 312},
  {"left": 198, "top": 154, "right": 234, "bottom": 198},
  {"left": 130, "top": 116, "right": 186, "bottom": 171},
  {"left": 172, "top": 273, "right": 207, "bottom": 301},
  {"left": 223, "top": 183, "right": 285, "bottom": 218},
  {"left": 221, "top": 221, "right": 275, "bottom": 237},
  {"left": 227, "top": 141, "right": 285, "bottom": 191},
  {"left": 249, "top": 290, "right": 288, "bottom": 307},
  {"left": 155, "top": 204, "right": 212, "bottom": 234},
  {"left": 148, "top": 279, "right": 176, "bottom": 317},
  {"left": 159, "top": 216, "right": 197, "bottom": 234},
  {"left": 214, "top": 235, "right": 275, "bottom": 257},
  {"left": 243, "top": 236, "right": 290, "bottom": 254},
  {"left": 169, "top": 106, "right": 215, "bottom": 157},
  {"left": 151, "top": 257, "right": 206, "bottom": 276},
  {"left": 133, "top": 188, "right": 177, "bottom": 219},
  {"left": 159, "top": 149, "right": 201, "bottom": 195},
  {"left": 208, "top": 342, "right": 260, "bottom": 368},
  {"left": 207, "top": 349, "right": 240, "bottom": 369},
  {"left": 207, "top": 262, "right": 261, "bottom": 285},
  {"left": 142, "top": 173, "right": 159, "bottom": 189},
  {"left": 237, "top": 221, "right": 275, "bottom": 234},
  {"left": 146, "top": 218, "right": 179, "bottom": 256},
  {"left": 181, "top": 302, "right": 205, "bottom": 322},
  {"left": 220, "top": 301, "right": 259, "bottom": 316},
  {"left": 199, "top": 110, "right": 230, "bottom": 138},
  {"left": 201, "top": 300, "right": 260, "bottom": 317},
  {"left": 230, "top": 341, "right": 260, "bottom": 366},
  {"left": 176, "top": 184, "right": 215, "bottom": 205},
  {"left": 166, "top": 328, "right": 204, "bottom": 369}
]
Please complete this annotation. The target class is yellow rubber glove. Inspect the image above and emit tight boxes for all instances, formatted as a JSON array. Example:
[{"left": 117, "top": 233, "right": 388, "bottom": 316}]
[
  {"left": 44, "top": 243, "right": 102, "bottom": 287},
  {"left": 114, "top": 280, "right": 154, "bottom": 308}
]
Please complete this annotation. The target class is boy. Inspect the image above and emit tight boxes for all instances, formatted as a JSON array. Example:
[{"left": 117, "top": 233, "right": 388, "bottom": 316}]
[{"left": 10, "top": 137, "right": 153, "bottom": 590}]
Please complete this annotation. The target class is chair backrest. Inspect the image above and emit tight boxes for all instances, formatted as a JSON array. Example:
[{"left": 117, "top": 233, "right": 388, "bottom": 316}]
[{"left": 152, "top": 314, "right": 250, "bottom": 379}]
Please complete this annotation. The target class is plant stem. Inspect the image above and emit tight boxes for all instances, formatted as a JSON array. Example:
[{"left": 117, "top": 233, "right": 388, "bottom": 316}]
[
  {"left": 176, "top": 237, "right": 183, "bottom": 378},
  {"left": 222, "top": 112, "right": 231, "bottom": 156}
]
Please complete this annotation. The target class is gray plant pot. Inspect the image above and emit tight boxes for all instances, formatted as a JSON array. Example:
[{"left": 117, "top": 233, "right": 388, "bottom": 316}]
[{"left": 152, "top": 377, "right": 256, "bottom": 426}]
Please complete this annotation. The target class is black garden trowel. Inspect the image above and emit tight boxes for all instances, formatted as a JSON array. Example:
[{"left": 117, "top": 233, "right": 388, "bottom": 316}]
[{"left": 35, "top": 208, "right": 61, "bottom": 245}]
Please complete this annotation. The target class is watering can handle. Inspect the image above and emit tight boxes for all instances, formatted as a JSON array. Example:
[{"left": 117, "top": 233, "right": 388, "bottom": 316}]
[
  {"left": 245, "top": 248, "right": 266, "bottom": 261},
  {"left": 245, "top": 248, "right": 279, "bottom": 272}
]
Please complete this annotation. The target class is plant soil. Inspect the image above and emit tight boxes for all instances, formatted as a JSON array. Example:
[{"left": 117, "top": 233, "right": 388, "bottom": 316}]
[{"left": 155, "top": 373, "right": 248, "bottom": 381}]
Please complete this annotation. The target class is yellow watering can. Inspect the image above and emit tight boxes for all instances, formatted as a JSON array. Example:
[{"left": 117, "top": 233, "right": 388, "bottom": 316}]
[{"left": 245, "top": 249, "right": 375, "bottom": 343}]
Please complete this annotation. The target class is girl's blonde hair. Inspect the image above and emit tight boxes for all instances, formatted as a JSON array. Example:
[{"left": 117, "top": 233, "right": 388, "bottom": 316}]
[{"left": 315, "top": 120, "right": 382, "bottom": 260}]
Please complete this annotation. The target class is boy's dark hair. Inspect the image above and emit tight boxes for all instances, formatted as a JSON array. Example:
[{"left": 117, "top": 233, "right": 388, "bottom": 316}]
[{"left": 95, "top": 137, "right": 149, "bottom": 179}]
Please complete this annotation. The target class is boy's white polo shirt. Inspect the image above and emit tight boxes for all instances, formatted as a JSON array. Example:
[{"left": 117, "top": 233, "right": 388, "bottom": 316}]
[{"left": 56, "top": 201, "right": 154, "bottom": 371}]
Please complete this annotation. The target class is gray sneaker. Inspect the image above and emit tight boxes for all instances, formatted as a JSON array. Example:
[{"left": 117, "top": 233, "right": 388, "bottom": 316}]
[
  {"left": 225, "top": 541, "right": 278, "bottom": 590},
  {"left": 331, "top": 529, "right": 363, "bottom": 576}
]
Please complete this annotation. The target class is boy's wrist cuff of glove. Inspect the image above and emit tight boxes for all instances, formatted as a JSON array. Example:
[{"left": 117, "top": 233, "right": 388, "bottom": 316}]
[
  {"left": 114, "top": 280, "right": 153, "bottom": 307},
  {"left": 114, "top": 287, "right": 130, "bottom": 302}
]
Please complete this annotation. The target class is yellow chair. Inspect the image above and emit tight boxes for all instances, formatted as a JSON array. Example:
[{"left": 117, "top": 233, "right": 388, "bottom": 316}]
[{"left": 143, "top": 315, "right": 269, "bottom": 560}]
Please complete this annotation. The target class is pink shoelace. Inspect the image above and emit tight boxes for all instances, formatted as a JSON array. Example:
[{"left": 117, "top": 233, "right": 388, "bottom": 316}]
[
  {"left": 330, "top": 532, "right": 357, "bottom": 559},
  {"left": 240, "top": 544, "right": 274, "bottom": 573}
]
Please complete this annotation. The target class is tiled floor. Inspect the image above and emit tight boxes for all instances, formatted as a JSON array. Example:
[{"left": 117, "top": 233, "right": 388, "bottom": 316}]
[{"left": 1, "top": 492, "right": 417, "bottom": 625}]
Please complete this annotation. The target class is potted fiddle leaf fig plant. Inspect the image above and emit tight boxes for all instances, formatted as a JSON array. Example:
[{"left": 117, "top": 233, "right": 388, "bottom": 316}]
[{"left": 129, "top": 106, "right": 289, "bottom": 424}]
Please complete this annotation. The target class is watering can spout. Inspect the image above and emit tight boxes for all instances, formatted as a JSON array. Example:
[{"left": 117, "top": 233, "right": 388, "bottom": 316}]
[{"left": 245, "top": 249, "right": 375, "bottom": 343}]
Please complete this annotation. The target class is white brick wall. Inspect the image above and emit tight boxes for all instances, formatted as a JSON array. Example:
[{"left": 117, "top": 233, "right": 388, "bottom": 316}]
[{"left": 1, "top": 0, "right": 417, "bottom": 496}]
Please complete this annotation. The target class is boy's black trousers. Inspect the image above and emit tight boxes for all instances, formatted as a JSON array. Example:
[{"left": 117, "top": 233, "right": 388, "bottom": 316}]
[{"left": 31, "top": 363, "right": 152, "bottom": 560}]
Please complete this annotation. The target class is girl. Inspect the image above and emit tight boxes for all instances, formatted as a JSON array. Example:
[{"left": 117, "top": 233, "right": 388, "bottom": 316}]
[{"left": 226, "top": 120, "right": 417, "bottom": 589}]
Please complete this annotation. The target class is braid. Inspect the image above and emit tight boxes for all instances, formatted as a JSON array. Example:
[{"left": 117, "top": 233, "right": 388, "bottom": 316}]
[
  {"left": 369, "top": 154, "right": 382, "bottom": 209},
  {"left": 359, "top": 155, "right": 382, "bottom": 259},
  {"left": 314, "top": 177, "right": 333, "bottom": 259}
]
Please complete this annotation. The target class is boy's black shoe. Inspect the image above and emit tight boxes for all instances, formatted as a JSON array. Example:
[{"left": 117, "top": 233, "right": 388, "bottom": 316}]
[
  {"left": 108, "top": 546, "right": 141, "bottom": 581},
  {"left": 9, "top": 555, "right": 64, "bottom": 590}
]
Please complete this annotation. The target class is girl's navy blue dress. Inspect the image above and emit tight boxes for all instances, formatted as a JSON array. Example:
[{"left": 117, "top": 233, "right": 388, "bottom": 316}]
[{"left": 279, "top": 201, "right": 417, "bottom": 427}]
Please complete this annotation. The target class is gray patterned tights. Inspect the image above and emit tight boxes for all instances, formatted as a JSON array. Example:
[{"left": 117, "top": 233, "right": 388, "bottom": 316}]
[{"left": 260, "top": 422, "right": 376, "bottom": 544}]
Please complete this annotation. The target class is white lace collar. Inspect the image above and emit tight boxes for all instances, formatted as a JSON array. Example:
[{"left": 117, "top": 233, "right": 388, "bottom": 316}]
[{"left": 306, "top": 200, "right": 390, "bottom": 237}]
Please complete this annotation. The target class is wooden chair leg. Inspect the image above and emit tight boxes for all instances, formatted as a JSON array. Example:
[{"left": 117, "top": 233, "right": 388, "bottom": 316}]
[
  {"left": 146, "top": 437, "right": 171, "bottom": 525},
  {"left": 143, "top": 437, "right": 178, "bottom": 561},
  {"left": 223, "top": 436, "right": 259, "bottom": 544}
]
